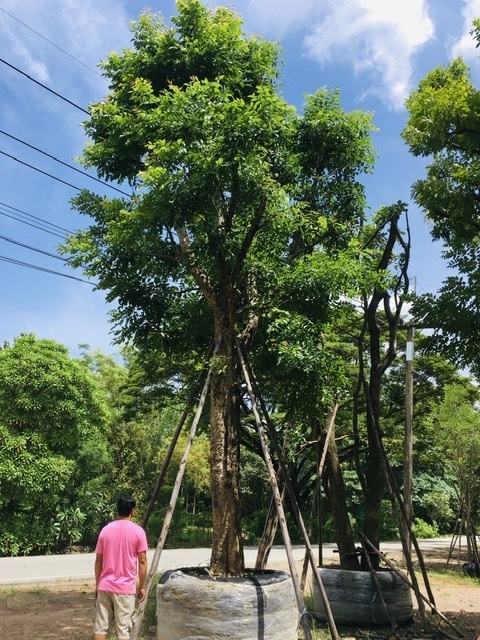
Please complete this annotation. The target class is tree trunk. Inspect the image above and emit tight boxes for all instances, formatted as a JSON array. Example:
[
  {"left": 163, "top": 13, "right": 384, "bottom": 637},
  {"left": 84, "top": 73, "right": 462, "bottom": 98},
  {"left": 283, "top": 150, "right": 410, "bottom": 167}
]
[
  {"left": 209, "top": 319, "right": 244, "bottom": 576},
  {"left": 325, "top": 424, "right": 360, "bottom": 570},
  {"left": 255, "top": 494, "right": 280, "bottom": 570},
  {"left": 362, "top": 352, "right": 386, "bottom": 571}
]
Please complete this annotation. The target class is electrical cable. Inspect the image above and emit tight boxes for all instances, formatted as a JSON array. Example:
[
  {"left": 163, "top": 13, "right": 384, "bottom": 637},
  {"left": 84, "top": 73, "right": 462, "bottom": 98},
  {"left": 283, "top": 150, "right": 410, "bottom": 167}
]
[
  {"left": 0, "top": 202, "right": 73, "bottom": 238},
  {"left": 0, "top": 233, "right": 66, "bottom": 261},
  {"left": 0, "top": 7, "right": 103, "bottom": 78},
  {"left": 0, "top": 57, "right": 89, "bottom": 114},
  {"left": 0, "top": 129, "right": 131, "bottom": 197},
  {"left": 0, "top": 149, "right": 84, "bottom": 190},
  {"left": 0, "top": 208, "right": 66, "bottom": 239},
  {"left": 0, "top": 254, "right": 95, "bottom": 284}
]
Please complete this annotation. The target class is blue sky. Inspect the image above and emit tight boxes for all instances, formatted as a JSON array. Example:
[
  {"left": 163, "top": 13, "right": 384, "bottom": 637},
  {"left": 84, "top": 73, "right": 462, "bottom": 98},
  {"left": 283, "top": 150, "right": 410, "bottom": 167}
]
[{"left": 1, "top": 0, "right": 479, "bottom": 357}]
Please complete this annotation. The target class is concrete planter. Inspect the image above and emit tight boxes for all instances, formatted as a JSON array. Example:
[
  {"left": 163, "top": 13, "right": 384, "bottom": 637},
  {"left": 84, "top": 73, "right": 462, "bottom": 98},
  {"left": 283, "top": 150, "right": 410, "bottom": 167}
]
[
  {"left": 157, "top": 567, "right": 298, "bottom": 640},
  {"left": 312, "top": 567, "right": 413, "bottom": 626}
]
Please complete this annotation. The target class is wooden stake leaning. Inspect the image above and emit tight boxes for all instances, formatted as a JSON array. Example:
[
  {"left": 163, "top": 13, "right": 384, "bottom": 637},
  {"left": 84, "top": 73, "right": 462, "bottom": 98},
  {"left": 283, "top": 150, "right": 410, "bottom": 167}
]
[
  {"left": 300, "top": 404, "right": 339, "bottom": 589},
  {"left": 237, "top": 340, "right": 339, "bottom": 640},
  {"left": 359, "top": 534, "right": 464, "bottom": 639},
  {"left": 238, "top": 342, "right": 340, "bottom": 640},
  {"left": 130, "top": 344, "right": 217, "bottom": 640},
  {"left": 235, "top": 339, "right": 314, "bottom": 640},
  {"left": 141, "top": 343, "right": 214, "bottom": 530}
]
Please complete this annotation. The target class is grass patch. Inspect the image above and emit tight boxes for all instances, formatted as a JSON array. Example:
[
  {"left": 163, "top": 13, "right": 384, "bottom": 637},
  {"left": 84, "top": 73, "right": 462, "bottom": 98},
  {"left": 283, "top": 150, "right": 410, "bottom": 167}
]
[{"left": 139, "top": 573, "right": 161, "bottom": 640}]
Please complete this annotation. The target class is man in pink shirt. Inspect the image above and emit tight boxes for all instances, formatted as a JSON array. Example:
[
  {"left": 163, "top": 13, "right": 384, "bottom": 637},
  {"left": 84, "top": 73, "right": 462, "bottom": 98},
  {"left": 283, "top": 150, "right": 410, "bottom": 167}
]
[{"left": 93, "top": 495, "right": 148, "bottom": 640}]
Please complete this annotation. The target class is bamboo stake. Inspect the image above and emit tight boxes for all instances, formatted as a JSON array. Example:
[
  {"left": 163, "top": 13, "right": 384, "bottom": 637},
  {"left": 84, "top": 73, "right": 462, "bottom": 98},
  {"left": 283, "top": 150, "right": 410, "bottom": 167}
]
[
  {"left": 359, "top": 537, "right": 396, "bottom": 629},
  {"left": 255, "top": 427, "right": 290, "bottom": 570},
  {"left": 141, "top": 343, "right": 213, "bottom": 529},
  {"left": 301, "top": 405, "right": 339, "bottom": 588},
  {"left": 236, "top": 340, "right": 314, "bottom": 640},
  {"left": 362, "top": 375, "right": 433, "bottom": 622},
  {"left": 130, "top": 343, "right": 217, "bottom": 640},
  {"left": 359, "top": 534, "right": 464, "bottom": 638},
  {"left": 239, "top": 343, "right": 339, "bottom": 640}
]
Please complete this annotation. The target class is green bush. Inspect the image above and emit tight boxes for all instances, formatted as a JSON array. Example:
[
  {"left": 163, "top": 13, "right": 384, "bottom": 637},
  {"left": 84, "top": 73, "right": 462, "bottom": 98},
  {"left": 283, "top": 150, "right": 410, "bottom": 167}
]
[{"left": 412, "top": 517, "right": 439, "bottom": 539}]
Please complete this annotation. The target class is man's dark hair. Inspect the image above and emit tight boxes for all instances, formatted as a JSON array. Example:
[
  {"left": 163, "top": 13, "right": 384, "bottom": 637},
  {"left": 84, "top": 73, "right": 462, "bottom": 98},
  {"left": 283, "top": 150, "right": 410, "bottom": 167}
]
[{"left": 117, "top": 494, "right": 136, "bottom": 517}]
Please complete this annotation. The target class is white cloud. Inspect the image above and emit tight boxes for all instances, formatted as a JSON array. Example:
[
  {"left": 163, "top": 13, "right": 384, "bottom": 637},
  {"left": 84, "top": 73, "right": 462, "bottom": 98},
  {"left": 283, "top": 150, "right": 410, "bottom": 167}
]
[
  {"left": 243, "top": 0, "right": 318, "bottom": 36},
  {"left": 220, "top": 0, "right": 435, "bottom": 110},
  {"left": 450, "top": 0, "right": 480, "bottom": 70},
  {"left": 0, "top": 0, "right": 132, "bottom": 95},
  {"left": 302, "top": 0, "right": 434, "bottom": 110}
]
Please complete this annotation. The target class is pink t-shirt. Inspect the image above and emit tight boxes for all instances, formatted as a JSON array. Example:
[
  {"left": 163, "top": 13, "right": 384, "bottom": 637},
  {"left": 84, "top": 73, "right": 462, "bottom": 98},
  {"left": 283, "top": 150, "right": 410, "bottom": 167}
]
[{"left": 95, "top": 519, "right": 148, "bottom": 595}]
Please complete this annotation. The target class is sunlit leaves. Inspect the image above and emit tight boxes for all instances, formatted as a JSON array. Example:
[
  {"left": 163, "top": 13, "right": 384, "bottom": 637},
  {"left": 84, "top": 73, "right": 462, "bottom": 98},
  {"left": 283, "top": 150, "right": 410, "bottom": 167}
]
[{"left": 404, "top": 26, "right": 480, "bottom": 374}]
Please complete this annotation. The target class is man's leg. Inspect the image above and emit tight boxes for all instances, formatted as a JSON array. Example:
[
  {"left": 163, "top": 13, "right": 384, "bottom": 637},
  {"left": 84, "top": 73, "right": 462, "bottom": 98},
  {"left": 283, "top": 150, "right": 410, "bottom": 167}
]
[
  {"left": 112, "top": 593, "right": 136, "bottom": 640},
  {"left": 93, "top": 591, "right": 114, "bottom": 640}
]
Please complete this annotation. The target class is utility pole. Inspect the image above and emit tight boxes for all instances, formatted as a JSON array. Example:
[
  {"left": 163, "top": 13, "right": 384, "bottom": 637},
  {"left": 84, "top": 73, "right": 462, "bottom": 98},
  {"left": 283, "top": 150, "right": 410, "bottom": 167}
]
[{"left": 403, "top": 323, "right": 414, "bottom": 559}]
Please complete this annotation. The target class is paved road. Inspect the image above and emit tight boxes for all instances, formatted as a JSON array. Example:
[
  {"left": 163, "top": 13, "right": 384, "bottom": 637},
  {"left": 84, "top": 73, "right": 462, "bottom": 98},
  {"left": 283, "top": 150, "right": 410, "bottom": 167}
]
[{"left": 0, "top": 539, "right": 453, "bottom": 586}]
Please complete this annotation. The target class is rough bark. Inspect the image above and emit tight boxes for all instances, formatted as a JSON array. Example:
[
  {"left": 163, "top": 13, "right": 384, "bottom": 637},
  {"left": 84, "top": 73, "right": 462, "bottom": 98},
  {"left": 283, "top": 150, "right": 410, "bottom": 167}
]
[
  {"left": 325, "top": 424, "right": 360, "bottom": 570},
  {"left": 360, "top": 208, "right": 409, "bottom": 571},
  {"left": 209, "top": 313, "right": 244, "bottom": 576}
]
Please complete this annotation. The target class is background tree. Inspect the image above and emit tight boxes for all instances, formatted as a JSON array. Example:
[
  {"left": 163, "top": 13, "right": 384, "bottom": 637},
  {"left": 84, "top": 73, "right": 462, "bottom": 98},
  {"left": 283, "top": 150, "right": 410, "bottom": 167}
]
[
  {"left": 403, "top": 21, "right": 480, "bottom": 377},
  {"left": 430, "top": 383, "right": 480, "bottom": 554},
  {"left": 64, "top": 0, "right": 375, "bottom": 576},
  {"left": 0, "top": 335, "right": 109, "bottom": 555}
]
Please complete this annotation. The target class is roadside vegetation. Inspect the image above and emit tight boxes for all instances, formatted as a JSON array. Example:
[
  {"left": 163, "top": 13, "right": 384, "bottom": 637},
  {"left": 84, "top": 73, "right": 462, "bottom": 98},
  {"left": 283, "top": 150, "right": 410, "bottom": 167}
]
[{"left": 1, "top": 2, "right": 480, "bottom": 570}]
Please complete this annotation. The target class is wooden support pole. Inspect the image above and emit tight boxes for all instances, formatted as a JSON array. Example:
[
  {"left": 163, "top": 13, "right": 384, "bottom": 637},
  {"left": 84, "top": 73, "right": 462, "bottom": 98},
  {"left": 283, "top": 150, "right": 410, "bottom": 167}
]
[
  {"left": 141, "top": 343, "right": 214, "bottom": 529},
  {"left": 130, "top": 344, "right": 216, "bottom": 640},
  {"left": 359, "top": 537, "right": 396, "bottom": 628},
  {"left": 236, "top": 339, "right": 340, "bottom": 640},
  {"left": 360, "top": 534, "right": 464, "bottom": 639},
  {"left": 362, "top": 374, "right": 433, "bottom": 623},
  {"left": 300, "top": 404, "right": 338, "bottom": 588},
  {"left": 236, "top": 340, "right": 314, "bottom": 640}
]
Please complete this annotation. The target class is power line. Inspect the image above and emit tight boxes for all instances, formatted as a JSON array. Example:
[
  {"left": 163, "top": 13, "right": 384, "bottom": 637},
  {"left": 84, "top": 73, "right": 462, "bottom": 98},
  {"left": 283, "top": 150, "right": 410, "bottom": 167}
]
[
  {"left": 0, "top": 57, "right": 89, "bottom": 114},
  {"left": 0, "top": 208, "right": 65, "bottom": 238},
  {"left": 0, "top": 201, "right": 72, "bottom": 237},
  {"left": 0, "top": 254, "right": 95, "bottom": 284},
  {"left": 0, "top": 129, "right": 131, "bottom": 197},
  {"left": 0, "top": 7, "right": 103, "bottom": 78},
  {"left": 0, "top": 149, "right": 84, "bottom": 190},
  {"left": 0, "top": 233, "right": 66, "bottom": 261},
  {"left": 0, "top": 209, "right": 68, "bottom": 238}
]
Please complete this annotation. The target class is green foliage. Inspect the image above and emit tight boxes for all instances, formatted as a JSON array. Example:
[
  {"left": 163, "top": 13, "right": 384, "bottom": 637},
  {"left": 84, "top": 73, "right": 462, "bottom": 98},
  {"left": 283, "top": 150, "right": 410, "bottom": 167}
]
[
  {"left": 403, "top": 28, "right": 480, "bottom": 376},
  {"left": 0, "top": 424, "right": 74, "bottom": 555},
  {"left": 0, "top": 335, "right": 111, "bottom": 556},
  {"left": 431, "top": 384, "right": 480, "bottom": 522},
  {"left": 64, "top": 1, "right": 375, "bottom": 366},
  {"left": 0, "top": 334, "right": 108, "bottom": 455},
  {"left": 412, "top": 518, "right": 440, "bottom": 539},
  {"left": 54, "top": 507, "right": 86, "bottom": 548},
  {"left": 412, "top": 474, "right": 455, "bottom": 533},
  {"left": 61, "top": 0, "right": 376, "bottom": 572}
]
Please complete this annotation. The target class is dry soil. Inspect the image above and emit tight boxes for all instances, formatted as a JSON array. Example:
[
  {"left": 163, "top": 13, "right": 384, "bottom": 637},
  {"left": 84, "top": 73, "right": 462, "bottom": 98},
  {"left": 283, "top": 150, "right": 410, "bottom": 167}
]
[{"left": 1, "top": 544, "right": 479, "bottom": 640}]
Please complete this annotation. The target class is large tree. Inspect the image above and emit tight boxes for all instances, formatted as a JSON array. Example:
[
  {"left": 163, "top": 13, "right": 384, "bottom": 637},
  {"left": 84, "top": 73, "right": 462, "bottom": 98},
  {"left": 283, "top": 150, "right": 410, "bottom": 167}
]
[
  {"left": 65, "top": 0, "right": 375, "bottom": 576},
  {"left": 403, "top": 20, "right": 480, "bottom": 376},
  {"left": 0, "top": 335, "right": 109, "bottom": 555}
]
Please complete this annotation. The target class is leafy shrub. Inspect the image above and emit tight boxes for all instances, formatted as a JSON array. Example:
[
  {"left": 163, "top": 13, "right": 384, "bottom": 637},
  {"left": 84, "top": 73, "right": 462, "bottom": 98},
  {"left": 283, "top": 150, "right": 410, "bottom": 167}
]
[{"left": 412, "top": 517, "right": 439, "bottom": 539}]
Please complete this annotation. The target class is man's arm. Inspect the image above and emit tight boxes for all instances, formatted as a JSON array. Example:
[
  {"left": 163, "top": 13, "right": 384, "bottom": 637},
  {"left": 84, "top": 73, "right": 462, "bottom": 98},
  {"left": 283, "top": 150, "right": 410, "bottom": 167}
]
[
  {"left": 94, "top": 553, "right": 103, "bottom": 596},
  {"left": 137, "top": 551, "right": 147, "bottom": 602}
]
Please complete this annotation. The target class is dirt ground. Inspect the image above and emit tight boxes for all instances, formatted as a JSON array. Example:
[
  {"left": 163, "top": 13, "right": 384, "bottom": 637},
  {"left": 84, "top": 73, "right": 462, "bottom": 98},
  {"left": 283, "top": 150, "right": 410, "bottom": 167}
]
[{"left": 1, "top": 544, "right": 479, "bottom": 640}]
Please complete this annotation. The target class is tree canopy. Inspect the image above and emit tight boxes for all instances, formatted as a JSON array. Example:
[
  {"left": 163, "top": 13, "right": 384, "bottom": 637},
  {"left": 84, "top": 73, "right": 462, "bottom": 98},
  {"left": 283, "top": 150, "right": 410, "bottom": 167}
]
[
  {"left": 64, "top": 0, "right": 376, "bottom": 575},
  {"left": 0, "top": 335, "right": 109, "bottom": 555},
  {"left": 403, "top": 20, "right": 480, "bottom": 375}
]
